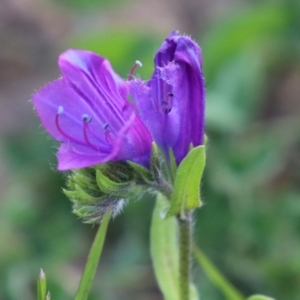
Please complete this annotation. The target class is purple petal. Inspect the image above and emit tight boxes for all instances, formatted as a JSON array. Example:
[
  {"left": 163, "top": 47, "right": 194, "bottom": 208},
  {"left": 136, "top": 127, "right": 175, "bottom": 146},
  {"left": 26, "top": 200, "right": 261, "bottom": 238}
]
[
  {"left": 33, "top": 79, "right": 107, "bottom": 146},
  {"left": 33, "top": 50, "right": 153, "bottom": 170},
  {"left": 59, "top": 50, "right": 128, "bottom": 132},
  {"left": 57, "top": 143, "right": 109, "bottom": 170},
  {"left": 130, "top": 31, "right": 205, "bottom": 164}
]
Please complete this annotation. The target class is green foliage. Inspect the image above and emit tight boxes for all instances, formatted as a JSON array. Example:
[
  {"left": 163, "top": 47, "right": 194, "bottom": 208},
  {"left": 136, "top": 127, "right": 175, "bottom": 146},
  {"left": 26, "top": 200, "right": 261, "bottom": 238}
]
[
  {"left": 167, "top": 146, "right": 206, "bottom": 217},
  {"left": 150, "top": 194, "right": 180, "bottom": 300}
]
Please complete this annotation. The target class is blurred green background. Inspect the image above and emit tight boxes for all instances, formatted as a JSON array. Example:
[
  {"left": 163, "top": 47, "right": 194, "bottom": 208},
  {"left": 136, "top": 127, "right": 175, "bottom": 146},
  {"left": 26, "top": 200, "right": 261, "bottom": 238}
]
[{"left": 1, "top": 0, "right": 300, "bottom": 299}]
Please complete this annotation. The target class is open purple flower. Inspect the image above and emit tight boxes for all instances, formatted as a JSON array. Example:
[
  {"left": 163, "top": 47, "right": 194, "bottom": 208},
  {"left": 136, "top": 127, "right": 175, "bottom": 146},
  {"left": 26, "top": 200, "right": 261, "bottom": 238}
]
[
  {"left": 33, "top": 50, "right": 152, "bottom": 170},
  {"left": 130, "top": 31, "right": 205, "bottom": 164}
]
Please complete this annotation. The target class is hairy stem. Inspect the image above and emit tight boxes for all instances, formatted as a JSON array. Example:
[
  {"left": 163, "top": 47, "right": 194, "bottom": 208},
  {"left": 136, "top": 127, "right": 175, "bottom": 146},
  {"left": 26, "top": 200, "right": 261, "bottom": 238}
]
[
  {"left": 178, "top": 211, "right": 192, "bottom": 300},
  {"left": 74, "top": 210, "right": 111, "bottom": 300}
]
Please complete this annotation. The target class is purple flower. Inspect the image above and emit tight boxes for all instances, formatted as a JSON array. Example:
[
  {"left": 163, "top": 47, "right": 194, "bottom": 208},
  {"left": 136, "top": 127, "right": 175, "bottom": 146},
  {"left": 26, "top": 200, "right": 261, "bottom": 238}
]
[
  {"left": 130, "top": 31, "right": 205, "bottom": 164},
  {"left": 33, "top": 50, "right": 152, "bottom": 170}
]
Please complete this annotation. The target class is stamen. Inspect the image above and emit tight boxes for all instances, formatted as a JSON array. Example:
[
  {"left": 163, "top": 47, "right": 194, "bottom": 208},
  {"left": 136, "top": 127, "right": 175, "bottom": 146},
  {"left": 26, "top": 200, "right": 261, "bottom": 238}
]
[
  {"left": 128, "top": 60, "right": 142, "bottom": 80},
  {"left": 55, "top": 107, "right": 82, "bottom": 143},
  {"left": 160, "top": 92, "right": 174, "bottom": 114},
  {"left": 83, "top": 124, "right": 99, "bottom": 151},
  {"left": 55, "top": 107, "right": 112, "bottom": 151},
  {"left": 161, "top": 100, "right": 171, "bottom": 114},
  {"left": 84, "top": 118, "right": 112, "bottom": 151},
  {"left": 82, "top": 114, "right": 92, "bottom": 123},
  {"left": 167, "top": 92, "right": 173, "bottom": 112},
  {"left": 81, "top": 114, "right": 100, "bottom": 151},
  {"left": 104, "top": 123, "right": 113, "bottom": 144}
]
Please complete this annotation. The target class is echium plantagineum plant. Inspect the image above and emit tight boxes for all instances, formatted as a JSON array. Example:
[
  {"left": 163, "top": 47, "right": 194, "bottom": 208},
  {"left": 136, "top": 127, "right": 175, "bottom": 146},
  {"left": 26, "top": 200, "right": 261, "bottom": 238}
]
[{"left": 33, "top": 31, "right": 272, "bottom": 300}]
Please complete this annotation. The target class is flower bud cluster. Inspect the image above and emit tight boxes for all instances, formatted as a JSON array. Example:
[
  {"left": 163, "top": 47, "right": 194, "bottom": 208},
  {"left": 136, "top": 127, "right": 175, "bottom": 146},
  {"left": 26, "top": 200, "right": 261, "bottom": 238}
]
[{"left": 64, "top": 144, "right": 172, "bottom": 223}]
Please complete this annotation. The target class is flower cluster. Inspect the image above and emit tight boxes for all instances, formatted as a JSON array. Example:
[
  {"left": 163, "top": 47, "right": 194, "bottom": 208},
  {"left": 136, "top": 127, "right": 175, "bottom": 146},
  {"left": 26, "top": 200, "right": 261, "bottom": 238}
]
[
  {"left": 33, "top": 31, "right": 205, "bottom": 170},
  {"left": 32, "top": 31, "right": 205, "bottom": 222}
]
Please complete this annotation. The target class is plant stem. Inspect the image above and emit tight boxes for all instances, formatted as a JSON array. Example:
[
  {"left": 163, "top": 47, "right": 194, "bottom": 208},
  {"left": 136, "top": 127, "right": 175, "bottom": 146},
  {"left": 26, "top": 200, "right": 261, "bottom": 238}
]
[
  {"left": 74, "top": 209, "right": 111, "bottom": 300},
  {"left": 178, "top": 211, "right": 192, "bottom": 300}
]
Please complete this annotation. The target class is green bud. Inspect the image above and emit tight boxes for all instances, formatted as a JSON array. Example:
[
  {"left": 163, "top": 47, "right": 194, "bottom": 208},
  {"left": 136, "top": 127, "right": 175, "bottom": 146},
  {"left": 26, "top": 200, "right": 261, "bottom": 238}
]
[
  {"left": 63, "top": 143, "right": 198, "bottom": 224},
  {"left": 37, "top": 269, "right": 47, "bottom": 300},
  {"left": 63, "top": 161, "right": 153, "bottom": 224}
]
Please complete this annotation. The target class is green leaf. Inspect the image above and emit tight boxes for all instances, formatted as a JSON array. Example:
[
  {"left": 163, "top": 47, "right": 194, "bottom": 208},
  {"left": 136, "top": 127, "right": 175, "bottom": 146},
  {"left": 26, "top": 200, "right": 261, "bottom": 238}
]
[
  {"left": 74, "top": 209, "right": 111, "bottom": 300},
  {"left": 37, "top": 269, "right": 47, "bottom": 300},
  {"left": 167, "top": 145, "right": 206, "bottom": 217},
  {"left": 247, "top": 296, "right": 274, "bottom": 300},
  {"left": 193, "top": 245, "right": 244, "bottom": 300},
  {"left": 151, "top": 193, "right": 180, "bottom": 300}
]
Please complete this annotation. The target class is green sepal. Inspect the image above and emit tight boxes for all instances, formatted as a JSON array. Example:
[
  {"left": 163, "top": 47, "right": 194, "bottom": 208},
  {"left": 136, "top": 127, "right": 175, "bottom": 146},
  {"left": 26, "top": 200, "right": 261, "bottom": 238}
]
[
  {"left": 127, "top": 161, "right": 153, "bottom": 184},
  {"left": 72, "top": 197, "right": 122, "bottom": 224},
  {"left": 96, "top": 169, "right": 132, "bottom": 194},
  {"left": 98, "top": 161, "right": 134, "bottom": 182},
  {"left": 67, "top": 169, "right": 103, "bottom": 199},
  {"left": 168, "top": 148, "right": 177, "bottom": 183},
  {"left": 63, "top": 159, "right": 156, "bottom": 224},
  {"left": 150, "top": 142, "right": 161, "bottom": 181},
  {"left": 247, "top": 296, "right": 274, "bottom": 300},
  {"left": 63, "top": 185, "right": 104, "bottom": 204},
  {"left": 167, "top": 145, "right": 206, "bottom": 217}
]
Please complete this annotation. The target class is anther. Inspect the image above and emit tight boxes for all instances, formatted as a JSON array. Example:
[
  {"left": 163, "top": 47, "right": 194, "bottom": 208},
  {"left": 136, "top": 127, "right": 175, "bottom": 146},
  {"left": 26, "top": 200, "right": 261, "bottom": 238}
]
[
  {"left": 57, "top": 106, "right": 64, "bottom": 115},
  {"left": 161, "top": 100, "right": 171, "bottom": 114},
  {"left": 55, "top": 107, "right": 81, "bottom": 143},
  {"left": 128, "top": 60, "right": 142, "bottom": 80},
  {"left": 82, "top": 114, "right": 92, "bottom": 123}
]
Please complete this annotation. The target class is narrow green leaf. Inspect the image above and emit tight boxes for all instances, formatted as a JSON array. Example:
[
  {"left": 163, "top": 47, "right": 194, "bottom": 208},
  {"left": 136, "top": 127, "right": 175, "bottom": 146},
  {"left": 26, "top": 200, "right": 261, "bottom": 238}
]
[
  {"left": 151, "top": 193, "right": 180, "bottom": 300},
  {"left": 193, "top": 245, "right": 244, "bottom": 300},
  {"left": 74, "top": 209, "right": 111, "bottom": 300},
  {"left": 247, "top": 295, "right": 274, "bottom": 300},
  {"left": 167, "top": 145, "right": 206, "bottom": 217},
  {"left": 37, "top": 269, "right": 46, "bottom": 300}
]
